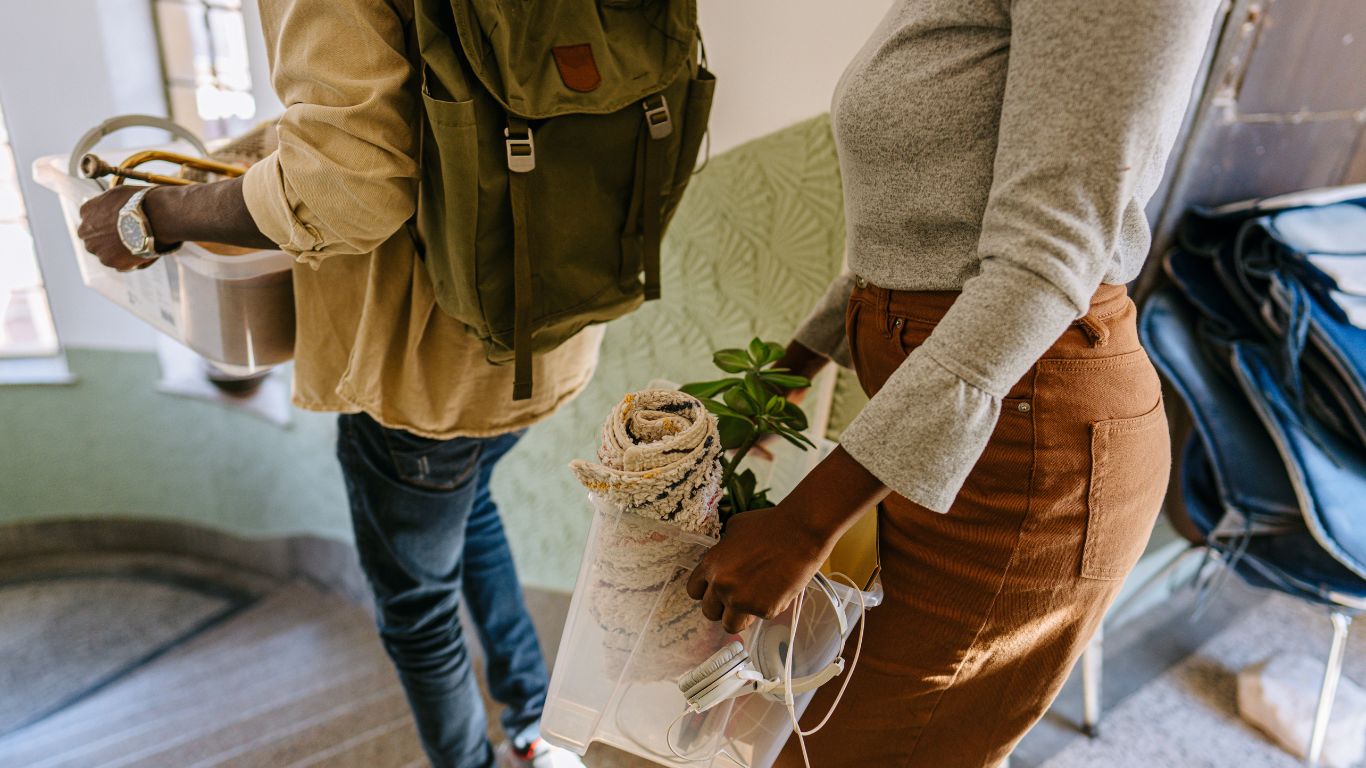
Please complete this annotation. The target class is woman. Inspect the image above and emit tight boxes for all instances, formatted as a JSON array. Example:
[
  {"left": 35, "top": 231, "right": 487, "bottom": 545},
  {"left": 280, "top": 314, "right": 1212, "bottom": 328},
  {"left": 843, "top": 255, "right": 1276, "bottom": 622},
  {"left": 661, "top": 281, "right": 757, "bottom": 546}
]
[{"left": 685, "top": 0, "right": 1221, "bottom": 764}]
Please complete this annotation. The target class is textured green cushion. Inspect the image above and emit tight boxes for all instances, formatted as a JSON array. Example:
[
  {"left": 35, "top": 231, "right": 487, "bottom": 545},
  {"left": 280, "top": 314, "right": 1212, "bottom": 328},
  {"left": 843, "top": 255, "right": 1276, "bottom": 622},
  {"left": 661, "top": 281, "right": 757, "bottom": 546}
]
[{"left": 492, "top": 114, "right": 868, "bottom": 589}]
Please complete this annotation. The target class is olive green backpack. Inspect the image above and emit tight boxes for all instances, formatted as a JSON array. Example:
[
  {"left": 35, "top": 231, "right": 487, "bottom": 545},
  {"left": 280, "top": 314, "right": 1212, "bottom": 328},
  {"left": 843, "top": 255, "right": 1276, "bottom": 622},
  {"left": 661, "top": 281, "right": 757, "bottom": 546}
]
[{"left": 414, "top": 0, "right": 715, "bottom": 399}]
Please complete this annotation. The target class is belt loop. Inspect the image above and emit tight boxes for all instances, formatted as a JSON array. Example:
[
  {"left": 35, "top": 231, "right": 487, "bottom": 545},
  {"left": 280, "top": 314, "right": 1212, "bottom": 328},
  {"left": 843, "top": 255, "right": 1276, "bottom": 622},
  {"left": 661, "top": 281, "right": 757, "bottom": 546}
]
[{"left": 1075, "top": 313, "right": 1110, "bottom": 348}]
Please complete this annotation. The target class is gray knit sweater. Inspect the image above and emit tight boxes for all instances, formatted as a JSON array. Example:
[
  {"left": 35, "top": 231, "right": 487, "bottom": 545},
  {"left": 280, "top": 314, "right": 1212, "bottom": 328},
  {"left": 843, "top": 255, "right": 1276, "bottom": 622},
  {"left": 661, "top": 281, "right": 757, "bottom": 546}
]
[{"left": 794, "top": 0, "right": 1219, "bottom": 512}]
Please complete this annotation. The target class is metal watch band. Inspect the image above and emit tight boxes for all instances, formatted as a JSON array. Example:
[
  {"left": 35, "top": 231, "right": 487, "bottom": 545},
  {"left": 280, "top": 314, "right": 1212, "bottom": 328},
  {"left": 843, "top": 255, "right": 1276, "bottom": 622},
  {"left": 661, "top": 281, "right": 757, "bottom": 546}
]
[{"left": 119, "top": 187, "right": 158, "bottom": 259}]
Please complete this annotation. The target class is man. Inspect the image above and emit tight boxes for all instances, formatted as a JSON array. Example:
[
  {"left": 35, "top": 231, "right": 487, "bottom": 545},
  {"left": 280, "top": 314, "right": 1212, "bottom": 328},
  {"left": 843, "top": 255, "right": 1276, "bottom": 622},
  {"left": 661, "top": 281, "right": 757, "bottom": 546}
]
[{"left": 77, "top": 1, "right": 600, "bottom": 766}]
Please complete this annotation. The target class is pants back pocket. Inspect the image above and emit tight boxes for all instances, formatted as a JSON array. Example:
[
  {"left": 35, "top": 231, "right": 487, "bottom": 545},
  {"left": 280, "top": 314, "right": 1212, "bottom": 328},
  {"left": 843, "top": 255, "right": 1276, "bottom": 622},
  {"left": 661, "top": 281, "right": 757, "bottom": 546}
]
[{"left": 1083, "top": 399, "right": 1171, "bottom": 580}]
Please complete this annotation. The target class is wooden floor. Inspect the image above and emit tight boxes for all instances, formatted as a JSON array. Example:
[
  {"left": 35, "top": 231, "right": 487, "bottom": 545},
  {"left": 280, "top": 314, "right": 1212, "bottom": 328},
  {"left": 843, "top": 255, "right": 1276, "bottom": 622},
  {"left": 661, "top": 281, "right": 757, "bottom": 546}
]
[
  {"left": 0, "top": 574, "right": 665, "bottom": 768},
  {"left": 0, "top": 544, "right": 1252, "bottom": 768}
]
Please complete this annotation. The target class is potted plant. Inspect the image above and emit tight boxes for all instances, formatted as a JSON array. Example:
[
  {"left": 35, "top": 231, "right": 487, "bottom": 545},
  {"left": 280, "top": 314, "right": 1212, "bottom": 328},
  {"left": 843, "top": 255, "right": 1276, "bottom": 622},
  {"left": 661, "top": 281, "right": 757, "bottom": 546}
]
[{"left": 681, "top": 339, "right": 815, "bottom": 524}]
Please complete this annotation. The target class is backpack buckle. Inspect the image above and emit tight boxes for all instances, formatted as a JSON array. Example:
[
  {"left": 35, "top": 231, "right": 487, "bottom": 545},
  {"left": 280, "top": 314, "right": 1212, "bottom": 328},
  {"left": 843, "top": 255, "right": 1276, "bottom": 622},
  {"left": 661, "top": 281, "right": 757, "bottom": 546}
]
[
  {"left": 504, "top": 126, "right": 536, "bottom": 173},
  {"left": 643, "top": 96, "right": 673, "bottom": 140}
]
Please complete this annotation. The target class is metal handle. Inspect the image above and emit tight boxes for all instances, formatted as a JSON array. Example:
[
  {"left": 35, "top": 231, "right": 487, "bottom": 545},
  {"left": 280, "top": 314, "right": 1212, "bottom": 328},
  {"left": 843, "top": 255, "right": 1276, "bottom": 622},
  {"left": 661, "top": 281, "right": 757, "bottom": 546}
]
[{"left": 67, "top": 114, "right": 210, "bottom": 178}]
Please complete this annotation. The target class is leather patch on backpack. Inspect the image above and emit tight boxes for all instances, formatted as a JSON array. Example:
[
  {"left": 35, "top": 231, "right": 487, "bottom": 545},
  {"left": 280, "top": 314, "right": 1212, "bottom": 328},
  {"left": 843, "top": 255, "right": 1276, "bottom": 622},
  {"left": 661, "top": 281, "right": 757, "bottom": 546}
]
[{"left": 552, "top": 44, "right": 602, "bottom": 93}]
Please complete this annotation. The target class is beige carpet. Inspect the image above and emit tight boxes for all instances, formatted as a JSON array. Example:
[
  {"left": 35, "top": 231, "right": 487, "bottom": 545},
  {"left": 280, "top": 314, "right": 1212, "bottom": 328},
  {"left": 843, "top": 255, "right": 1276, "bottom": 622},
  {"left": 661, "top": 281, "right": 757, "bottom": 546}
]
[
  {"left": 1041, "top": 594, "right": 1366, "bottom": 768},
  {"left": 0, "top": 570, "right": 241, "bottom": 737}
]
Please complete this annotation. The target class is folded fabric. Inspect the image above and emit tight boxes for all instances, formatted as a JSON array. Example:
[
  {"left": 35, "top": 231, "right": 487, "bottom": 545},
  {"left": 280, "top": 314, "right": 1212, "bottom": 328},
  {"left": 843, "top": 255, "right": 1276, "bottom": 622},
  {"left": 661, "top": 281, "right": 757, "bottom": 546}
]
[
  {"left": 1178, "top": 194, "right": 1366, "bottom": 450},
  {"left": 586, "top": 513, "right": 726, "bottom": 681},
  {"left": 1141, "top": 287, "right": 1301, "bottom": 538},
  {"left": 1233, "top": 343, "right": 1366, "bottom": 580},
  {"left": 1182, "top": 437, "right": 1365, "bottom": 605},
  {"left": 570, "top": 389, "right": 724, "bottom": 537}
]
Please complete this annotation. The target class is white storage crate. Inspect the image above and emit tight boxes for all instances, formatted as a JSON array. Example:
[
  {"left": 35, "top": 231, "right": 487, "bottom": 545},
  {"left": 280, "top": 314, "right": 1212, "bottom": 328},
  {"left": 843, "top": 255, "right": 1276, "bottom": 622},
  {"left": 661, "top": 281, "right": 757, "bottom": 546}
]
[
  {"left": 33, "top": 151, "right": 294, "bottom": 375},
  {"left": 542, "top": 494, "right": 880, "bottom": 768}
]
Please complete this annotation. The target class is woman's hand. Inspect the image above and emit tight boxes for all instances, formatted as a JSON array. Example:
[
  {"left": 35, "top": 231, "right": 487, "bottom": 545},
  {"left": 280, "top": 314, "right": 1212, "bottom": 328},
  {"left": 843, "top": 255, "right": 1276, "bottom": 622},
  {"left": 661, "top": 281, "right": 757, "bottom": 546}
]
[
  {"left": 688, "top": 445, "right": 891, "bottom": 634},
  {"left": 687, "top": 501, "right": 836, "bottom": 634},
  {"left": 77, "top": 186, "right": 174, "bottom": 272},
  {"left": 772, "top": 340, "right": 829, "bottom": 407}
]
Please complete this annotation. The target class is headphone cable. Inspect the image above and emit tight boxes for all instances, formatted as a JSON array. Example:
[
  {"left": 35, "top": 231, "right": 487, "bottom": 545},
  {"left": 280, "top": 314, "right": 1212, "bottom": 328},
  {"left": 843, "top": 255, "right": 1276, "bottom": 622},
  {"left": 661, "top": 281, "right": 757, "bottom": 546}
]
[
  {"left": 783, "top": 572, "right": 868, "bottom": 768},
  {"left": 654, "top": 571, "right": 871, "bottom": 767}
]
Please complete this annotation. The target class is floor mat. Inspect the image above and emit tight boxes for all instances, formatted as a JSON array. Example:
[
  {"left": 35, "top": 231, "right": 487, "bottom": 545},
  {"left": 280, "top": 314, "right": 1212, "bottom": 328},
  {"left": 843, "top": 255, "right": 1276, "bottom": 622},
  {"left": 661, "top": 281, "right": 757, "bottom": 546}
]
[
  {"left": 1041, "top": 593, "right": 1366, "bottom": 768},
  {"left": 0, "top": 573, "right": 243, "bottom": 736}
]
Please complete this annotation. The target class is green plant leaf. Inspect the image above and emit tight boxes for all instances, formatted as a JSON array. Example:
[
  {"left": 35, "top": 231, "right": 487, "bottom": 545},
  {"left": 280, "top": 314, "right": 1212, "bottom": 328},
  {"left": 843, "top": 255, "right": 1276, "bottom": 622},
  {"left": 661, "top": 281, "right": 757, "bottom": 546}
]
[
  {"left": 774, "top": 425, "right": 816, "bottom": 450},
  {"left": 737, "top": 468, "right": 758, "bottom": 498},
  {"left": 760, "top": 373, "right": 811, "bottom": 391},
  {"left": 749, "top": 490, "right": 775, "bottom": 510},
  {"left": 679, "top": 378, "right": 740, "bottom": 399},
  {"left": 701, "top": 399, "right": 747, "bottom": 420},
  {"left": 717, "top": 415, "right": 755, "bottom": 450},
  {"left": 723, "top": 386, "right": 756, "bottom": 415},
  {"left": 729, "top": 473, "right": 751, "bottom": 513},
  {"left": 748, "top": 338, "right": 767, "bottom": 364},
  {"left": 705, "top": 339, "right": 826, "bottom": 519},
  {"left": 780, "top": 401, "right": 809, "bottom": 430},
  {"left": 742, "top": 390, "right": 767, "bottom": 415},
  {"left": 713, "top": 349, "right": 751, "bottom": 373},
  {"left": 744, "top": 372, "right": 771, "bottom": 403}
]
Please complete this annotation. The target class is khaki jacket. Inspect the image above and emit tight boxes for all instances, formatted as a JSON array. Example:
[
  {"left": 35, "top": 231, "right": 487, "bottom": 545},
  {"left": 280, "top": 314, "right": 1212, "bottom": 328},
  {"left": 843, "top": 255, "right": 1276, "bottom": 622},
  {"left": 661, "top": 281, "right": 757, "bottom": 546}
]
[{"left": 242, "top": 0, "right": 603, "bottom": 438}]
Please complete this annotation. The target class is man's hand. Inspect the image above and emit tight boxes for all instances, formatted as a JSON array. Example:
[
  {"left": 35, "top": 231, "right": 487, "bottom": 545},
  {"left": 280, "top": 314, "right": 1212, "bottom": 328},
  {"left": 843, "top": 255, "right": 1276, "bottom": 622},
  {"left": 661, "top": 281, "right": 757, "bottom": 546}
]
[
  {"left": 77, "top": 186, "right": 173, "bottom": 272},
  {"left": 78, "top": 177, "right": 276, "bottom": 272},
  {"left": 687, "top": 502, "right": 836, "bottom": 635}
]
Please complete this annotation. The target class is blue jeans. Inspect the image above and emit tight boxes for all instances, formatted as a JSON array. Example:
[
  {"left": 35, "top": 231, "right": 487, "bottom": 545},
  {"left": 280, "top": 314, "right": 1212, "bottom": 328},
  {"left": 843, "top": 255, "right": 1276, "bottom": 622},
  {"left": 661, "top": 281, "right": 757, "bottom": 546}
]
[{"left": 336, "top": 413, "right": 548, "bottom": 768}]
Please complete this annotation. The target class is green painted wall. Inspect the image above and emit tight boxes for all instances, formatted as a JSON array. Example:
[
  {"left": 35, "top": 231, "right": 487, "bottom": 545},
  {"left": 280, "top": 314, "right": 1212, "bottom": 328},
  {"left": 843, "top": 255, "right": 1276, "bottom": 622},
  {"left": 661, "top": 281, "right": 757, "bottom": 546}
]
[
  {"left": 0, "top": 348, "right": 353, "bottom": 543},
  {"left": 0, "top": 117, "right": 854, "bottom": 591}
]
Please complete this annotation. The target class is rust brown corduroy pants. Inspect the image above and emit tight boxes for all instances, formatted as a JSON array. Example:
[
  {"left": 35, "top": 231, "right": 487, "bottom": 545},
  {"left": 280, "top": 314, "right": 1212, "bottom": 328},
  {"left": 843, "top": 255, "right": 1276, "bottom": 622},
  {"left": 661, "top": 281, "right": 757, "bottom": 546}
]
[{"left": 780, "top": 282, "right": 1170, "bottom": 768}]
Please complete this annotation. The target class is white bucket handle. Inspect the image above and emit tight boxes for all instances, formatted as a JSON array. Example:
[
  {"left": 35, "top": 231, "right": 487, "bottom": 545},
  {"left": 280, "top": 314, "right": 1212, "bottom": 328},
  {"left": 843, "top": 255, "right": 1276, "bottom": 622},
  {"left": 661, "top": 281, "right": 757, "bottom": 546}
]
[{"left": 67, "top": 114, "right": 210, "bottom": 178}]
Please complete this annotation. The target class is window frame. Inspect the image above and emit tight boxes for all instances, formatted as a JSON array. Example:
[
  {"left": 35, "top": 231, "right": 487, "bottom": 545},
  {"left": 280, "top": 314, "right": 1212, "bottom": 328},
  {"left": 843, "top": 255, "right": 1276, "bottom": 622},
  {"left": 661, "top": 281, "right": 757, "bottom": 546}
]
[
  {"left": 0, "top": 88, "right": 71, "bottom": 384},
  {"left": 150, "top": 0, "right": 257, "bottom": 142}
]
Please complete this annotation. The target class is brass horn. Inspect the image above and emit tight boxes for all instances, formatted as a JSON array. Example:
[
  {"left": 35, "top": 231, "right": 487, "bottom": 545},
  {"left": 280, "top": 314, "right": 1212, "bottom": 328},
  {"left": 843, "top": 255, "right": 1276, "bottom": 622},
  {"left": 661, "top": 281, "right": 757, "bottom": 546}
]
[{"left": 79, "top": 149, "right": 245, "bottom": 187}]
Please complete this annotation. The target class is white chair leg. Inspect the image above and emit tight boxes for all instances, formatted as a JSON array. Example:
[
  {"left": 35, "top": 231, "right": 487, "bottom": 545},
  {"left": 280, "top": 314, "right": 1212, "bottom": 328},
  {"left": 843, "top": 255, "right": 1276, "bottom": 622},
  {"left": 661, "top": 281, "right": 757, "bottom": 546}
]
[
  {"left": 1082, "top": 627, "right": 1103, "bottom": 738},
  {"left": 1306, "top": 611, "right": 1353, "bottom": 767},
  {"left": 1109, "top": 544, "right": 1208, "bottom": 626},
  {"left": 1076, "top": 543, "right": 1206, "bottom": 738}
]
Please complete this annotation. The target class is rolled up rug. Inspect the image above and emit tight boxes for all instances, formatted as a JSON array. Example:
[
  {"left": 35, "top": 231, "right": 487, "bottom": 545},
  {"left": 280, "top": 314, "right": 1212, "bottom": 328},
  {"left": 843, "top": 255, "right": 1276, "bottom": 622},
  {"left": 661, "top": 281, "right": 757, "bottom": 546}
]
[
  {"left": 571, "top": 389, "right": 724, "bottom": 537},
  {"left": 570, "top": 389, "right": 728, "bottom": 681}
]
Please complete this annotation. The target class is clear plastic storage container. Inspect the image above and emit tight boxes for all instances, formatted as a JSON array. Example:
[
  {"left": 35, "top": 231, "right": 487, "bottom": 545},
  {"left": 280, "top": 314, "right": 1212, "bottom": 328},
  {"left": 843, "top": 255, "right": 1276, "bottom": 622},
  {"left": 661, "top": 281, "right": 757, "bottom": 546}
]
[
  {"left": 33, "top": 152, "right": 294, "bottom": 375},
  {"left": 542, "top": 494, "right": 881, "bottom": 768}
]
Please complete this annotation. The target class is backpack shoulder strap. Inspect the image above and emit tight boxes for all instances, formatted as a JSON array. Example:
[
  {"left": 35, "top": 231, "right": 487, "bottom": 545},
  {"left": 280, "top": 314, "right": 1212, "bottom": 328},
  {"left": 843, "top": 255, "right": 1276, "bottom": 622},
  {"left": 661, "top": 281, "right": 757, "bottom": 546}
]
[{"left": 506, "top": 115, "right": 536, "bottom": 400}]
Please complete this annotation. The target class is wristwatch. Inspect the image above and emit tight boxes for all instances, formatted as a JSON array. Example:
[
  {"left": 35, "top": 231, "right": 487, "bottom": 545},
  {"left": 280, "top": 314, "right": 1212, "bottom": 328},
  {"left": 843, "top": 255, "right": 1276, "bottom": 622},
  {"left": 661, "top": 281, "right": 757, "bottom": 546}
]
[{"left": 117, "top": 187, "right": 161, "bottom": 259}]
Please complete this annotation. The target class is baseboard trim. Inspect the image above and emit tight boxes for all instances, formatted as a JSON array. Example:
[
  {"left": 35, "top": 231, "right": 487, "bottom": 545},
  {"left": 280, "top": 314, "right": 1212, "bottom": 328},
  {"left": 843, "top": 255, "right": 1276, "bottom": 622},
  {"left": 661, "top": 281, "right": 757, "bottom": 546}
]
[{"left": 0, "top": 518, "right": 370, "bottom": 604}]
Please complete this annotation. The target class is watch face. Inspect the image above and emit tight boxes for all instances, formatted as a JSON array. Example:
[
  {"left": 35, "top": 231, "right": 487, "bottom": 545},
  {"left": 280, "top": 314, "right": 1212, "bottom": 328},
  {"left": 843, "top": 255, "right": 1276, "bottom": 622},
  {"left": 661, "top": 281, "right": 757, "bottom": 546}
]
[{"left": 119, "top": 213, "right": 148, "bottom": 252}]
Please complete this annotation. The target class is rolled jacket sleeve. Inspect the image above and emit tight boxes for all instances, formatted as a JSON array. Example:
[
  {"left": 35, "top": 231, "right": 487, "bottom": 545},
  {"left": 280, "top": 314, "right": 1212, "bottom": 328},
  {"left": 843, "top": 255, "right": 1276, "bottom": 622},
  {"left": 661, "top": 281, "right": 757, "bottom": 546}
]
[
  {"left": 840, "top": 0, "right": 1216, "bottom": 512},
  {"left": 242, "top": 0, "right": 419, "bottom": 266}
]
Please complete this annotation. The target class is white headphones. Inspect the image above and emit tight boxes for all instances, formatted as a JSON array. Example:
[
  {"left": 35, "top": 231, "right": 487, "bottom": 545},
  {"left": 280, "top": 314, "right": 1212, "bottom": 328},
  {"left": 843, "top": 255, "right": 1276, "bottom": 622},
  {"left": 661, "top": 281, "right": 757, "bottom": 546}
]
[{"left": 677, "top": 573, "right": 850, "bottom": 714}]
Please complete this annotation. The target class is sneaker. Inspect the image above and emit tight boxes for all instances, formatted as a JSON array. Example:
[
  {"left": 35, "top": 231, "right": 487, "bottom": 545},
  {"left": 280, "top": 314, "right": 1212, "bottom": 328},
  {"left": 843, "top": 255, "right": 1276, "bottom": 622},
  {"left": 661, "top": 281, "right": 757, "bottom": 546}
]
[{"left": 495, "top": 738, "right": 586, "bottom": 768}]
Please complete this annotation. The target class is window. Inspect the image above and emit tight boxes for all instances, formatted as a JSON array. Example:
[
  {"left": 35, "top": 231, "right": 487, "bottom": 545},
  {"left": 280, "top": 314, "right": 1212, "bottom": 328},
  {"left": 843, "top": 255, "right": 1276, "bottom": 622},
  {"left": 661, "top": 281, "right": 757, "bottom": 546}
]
[
  {"left": 0, "top": 98, "right": 60, "bottom": 359},
  {"left": 152, "top": 0, "right": 256, "bottom": 141}
]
